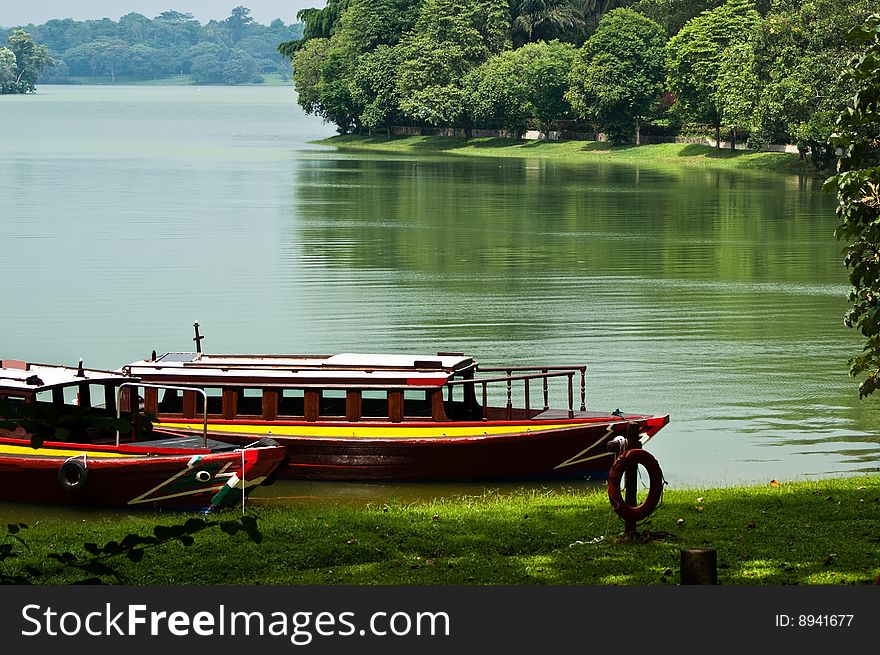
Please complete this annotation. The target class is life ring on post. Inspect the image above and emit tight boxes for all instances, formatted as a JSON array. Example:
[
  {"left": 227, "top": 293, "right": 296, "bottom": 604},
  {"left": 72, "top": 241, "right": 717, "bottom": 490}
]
[
  {"left": 58, "top": 459, "right": 89, "bottom": 493},
  {"left": 607, "top": 448, "right": 663, "bottom": 522}
]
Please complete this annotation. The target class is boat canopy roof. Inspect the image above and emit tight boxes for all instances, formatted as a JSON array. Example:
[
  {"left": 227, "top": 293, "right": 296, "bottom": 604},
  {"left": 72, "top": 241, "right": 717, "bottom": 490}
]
[
  {"left": 0, "top": 360, "right": 133, "bottom": 394},
  {"left": 121, "top": 352, "right": 476, "bottom": 388}
]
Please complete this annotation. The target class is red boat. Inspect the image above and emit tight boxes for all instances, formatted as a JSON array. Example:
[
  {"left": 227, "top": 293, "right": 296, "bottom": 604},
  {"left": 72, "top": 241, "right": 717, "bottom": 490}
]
[
  {"left": 119, "top": 330, "right": 668, "bottom": 481},
  {"left": 0, "top": 359, "right": 286, "bottom": 510}
]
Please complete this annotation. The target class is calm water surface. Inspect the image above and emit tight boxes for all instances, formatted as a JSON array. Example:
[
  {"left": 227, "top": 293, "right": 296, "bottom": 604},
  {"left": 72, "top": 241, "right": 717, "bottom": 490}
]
[{"left": 0, "top": 85, "right": 877, "bottom": 518}]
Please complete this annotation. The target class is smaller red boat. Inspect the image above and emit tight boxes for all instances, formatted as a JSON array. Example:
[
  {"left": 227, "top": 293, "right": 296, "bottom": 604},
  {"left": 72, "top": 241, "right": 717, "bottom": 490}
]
[{"left": 0, "top": 359, "right": 286, "bottom": 511}]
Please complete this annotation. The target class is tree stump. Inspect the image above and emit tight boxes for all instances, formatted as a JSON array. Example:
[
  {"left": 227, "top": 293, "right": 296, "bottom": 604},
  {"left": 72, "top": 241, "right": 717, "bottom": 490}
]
[{"left": 680, "top": 548, "right": 717, "bottom": 585}]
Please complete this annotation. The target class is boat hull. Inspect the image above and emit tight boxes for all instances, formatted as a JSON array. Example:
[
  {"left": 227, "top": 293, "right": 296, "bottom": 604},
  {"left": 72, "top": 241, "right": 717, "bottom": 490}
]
[
  {"left": 0, "top": 438, "right": 286, "bottom": 510},
  {"left": 154, "top": 415, "right": 669, "bottom": 482}
]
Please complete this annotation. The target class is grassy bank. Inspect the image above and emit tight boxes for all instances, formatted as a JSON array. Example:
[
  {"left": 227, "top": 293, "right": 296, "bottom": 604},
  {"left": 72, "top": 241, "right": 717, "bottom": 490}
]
[
  {"left": 3, "top": 475, "right": 878, "bottom": 585},
  {"left": 319, "top": 134, "right": 814, "bottom": 175}
]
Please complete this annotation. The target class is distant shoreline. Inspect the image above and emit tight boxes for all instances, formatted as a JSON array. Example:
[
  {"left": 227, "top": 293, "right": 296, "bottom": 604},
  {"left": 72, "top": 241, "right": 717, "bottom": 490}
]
[{"left": 37, "top": 73, "right": 293, "bottom": 87}]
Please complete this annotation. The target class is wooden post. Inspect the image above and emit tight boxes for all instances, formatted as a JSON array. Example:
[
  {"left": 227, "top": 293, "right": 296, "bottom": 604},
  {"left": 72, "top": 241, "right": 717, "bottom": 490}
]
[
  {"left": 143, "top": 387, "right": 158, "bottom": 415},
  {"left": 624, "top": 422, "right": 641, "bottom": 536},
  {"left": 346, "top": 390, "right": 361, "bottom": 422},
  {"left": 388, "top": 390, "right": 403, "bottom": 423},
  {"left": 262, "top": 389, "right": 278, "bottom": 421},
  {"left": 680, "top": 548, "right": 718, "bottom": 585}
]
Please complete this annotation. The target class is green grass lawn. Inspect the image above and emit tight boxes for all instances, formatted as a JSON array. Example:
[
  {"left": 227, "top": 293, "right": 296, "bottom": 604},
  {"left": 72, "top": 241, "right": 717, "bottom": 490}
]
[
  {"left": 4, "top": 475, "right": 877, "bottom": 585},
  {"left": 318, "top": 134, "right": 814, "bottom": 176}
]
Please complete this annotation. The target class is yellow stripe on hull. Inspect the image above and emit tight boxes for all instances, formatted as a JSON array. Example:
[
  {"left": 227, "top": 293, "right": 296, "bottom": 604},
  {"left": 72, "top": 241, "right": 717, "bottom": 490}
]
[
  {"left": 0, "top": 443, "right": 131, "bottom": 458},
  {"left": 158, "top": 421, "right": 585, "bottom": 439}
]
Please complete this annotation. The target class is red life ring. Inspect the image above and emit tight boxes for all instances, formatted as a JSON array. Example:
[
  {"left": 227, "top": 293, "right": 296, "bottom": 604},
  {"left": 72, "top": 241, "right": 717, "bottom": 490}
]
[{"left": 607, "top": 448, "right": 663, "bottom": 522}]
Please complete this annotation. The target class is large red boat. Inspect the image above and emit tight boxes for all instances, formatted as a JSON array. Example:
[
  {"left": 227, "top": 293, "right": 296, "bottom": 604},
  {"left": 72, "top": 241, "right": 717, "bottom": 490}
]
[
  {"left": 120, "top": 331, "right": 668, "bottom": 482},
  {"left": 0, "top": 359, "right": 286, "bottom": 510}
]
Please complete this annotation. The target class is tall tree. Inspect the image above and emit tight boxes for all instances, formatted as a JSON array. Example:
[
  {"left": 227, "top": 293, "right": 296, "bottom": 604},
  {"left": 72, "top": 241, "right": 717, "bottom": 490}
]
[
  {"left": 226, "top": 6, "right": 255, "bottom": 43},
  {"left": 0, "top": 46, "right": 17, "bottom": 92},
  {"left": 396, "top": 0, "right": 511, "bottom": 128},
  {"left": 350, "top": 44, "right": 405, "bottom": 133},
  {"left": 712, "top": 41, "right": 759, "bottom": 148},
  {"left": 665, "top": 0, "right": 761, "bottom": 147},
  {"left": 633, "top": 0, "right": 724, "bottom": 35},
  {"left": 279, "top": 0, "right": 353, "bottom": 57},
  {"left": 5, "top": 29, "right": 53, "bottom": 92},
  {"left": 465, "top": 39, "right": 576, "bottom": 135},
  {"left": 750, "top": 0, "right": 875, "bottom": 164},
  {"left": 826, "top": 14, "right": 880, "bottom": 398},
  {"left": 509, "top": 0, "right": 583, "bottom": 47},
  {"left": 566, "top": 8, "right": 666, "bottom": 144}
]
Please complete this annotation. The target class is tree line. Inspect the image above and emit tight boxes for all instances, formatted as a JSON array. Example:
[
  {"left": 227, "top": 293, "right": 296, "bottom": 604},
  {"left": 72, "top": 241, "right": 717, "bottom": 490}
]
[
  {"left": 0, "top": 6, "right": 303, "bottom": 87},
  {"left": 283, "top": 0, "right": 875, "bottom": 166}
]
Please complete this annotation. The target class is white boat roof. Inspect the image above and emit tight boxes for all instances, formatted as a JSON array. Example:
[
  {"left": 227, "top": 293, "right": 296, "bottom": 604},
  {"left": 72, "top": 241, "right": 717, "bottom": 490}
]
[
  {"left": 0, "top": 360, "right": 133, "bottom": 394},
  {"left": 121, "top": 352, "right": 475, "bottom": 388}
]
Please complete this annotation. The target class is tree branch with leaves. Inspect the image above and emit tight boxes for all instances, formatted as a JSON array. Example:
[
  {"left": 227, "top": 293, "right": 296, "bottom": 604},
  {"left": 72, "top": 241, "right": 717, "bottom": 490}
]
[{"left": 826, "top": 14, "right": 880, "bottom": 397}]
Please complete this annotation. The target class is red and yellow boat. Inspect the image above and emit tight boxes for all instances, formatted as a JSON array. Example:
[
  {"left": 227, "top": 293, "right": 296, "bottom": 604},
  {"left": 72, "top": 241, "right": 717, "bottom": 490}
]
[
  {"left": 0, "top": 359, "right": 286, "bottom": 510},
  {"left": 120, "top": 334, "right": 668, "bottom": 481}
]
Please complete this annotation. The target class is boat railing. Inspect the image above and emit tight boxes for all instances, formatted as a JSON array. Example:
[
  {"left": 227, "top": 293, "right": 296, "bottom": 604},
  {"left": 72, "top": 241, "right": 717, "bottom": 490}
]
[
  {"left": 447, "top": 366, "right": 587, "bottom": 420},
  {"left": 117, "top": 382, "right": 209, "bottom": 448}
]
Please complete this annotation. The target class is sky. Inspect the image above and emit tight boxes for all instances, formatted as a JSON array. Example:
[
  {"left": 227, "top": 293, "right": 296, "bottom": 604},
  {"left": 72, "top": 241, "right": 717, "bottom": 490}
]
[{"left": 0, "top": 1, "right": 323, "bottom": 28}]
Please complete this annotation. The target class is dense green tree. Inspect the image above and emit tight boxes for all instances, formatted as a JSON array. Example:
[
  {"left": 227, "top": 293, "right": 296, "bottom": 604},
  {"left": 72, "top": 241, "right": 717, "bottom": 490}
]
[
  {"left": 191, "top": 53, "right": 225, "bottom": 83},
  {"left": 291, "top": 37, "right": 361, "bottom": 131},
  {"left": 750, "top": 0, "right": 874, "bottom": 164},
  {"left": 223, "top": 50, "right": 259, "bottom": 83},
  {"left": 465, "top": 40, "right": 576, "bottom": 135},
  {"left": 227, "top": 6, "right": 255, "bottom": 43},
  {"left": 633, "top": 0, "right": 725, "bottom": 35},
  {"left": 0, "top": 46, "right": 17, "bottom": 92},
  {"left": 826, "top": 14, "right": 880, "bottom": 398},
  {"left": 350, "top": 44, "right": 405, "bottom": 132},
  {"left": 292, "top": 38, "right": 331, "bottom": 116},
  {"left": 279, "top": 0, "right": 353, "bottom": 57},
  {"left": 566, "top": 8, "right": 666, "bottom": 143},
  {"left": 509, "top": 0, "right": 584, "bottom": 47},
  {"left": 396, "top": 0, "right": 511, "bottom": 127},
  {"left": 84, "top": 37, "right": 129, "bottom": 82},
  {"left": 713, "top": 42, "right": 759, "bottom": 148},
  {"left": 665, "top": 0, "right": 761, "bottom": 147},
  {"left": 4, "top": 29, "right": 53, "bottom": 92},
  {"left": 118, "top": 12, "right": 153, "bottom": 44},
  {"left": 289, "top": 0, "right": 422, "bottom": 131}
]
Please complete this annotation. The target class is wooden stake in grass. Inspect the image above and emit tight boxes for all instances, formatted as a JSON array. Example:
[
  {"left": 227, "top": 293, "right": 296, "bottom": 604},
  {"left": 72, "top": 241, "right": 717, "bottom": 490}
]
[{"left": 680, "top": 548, "right": 718, "bottom": 585}]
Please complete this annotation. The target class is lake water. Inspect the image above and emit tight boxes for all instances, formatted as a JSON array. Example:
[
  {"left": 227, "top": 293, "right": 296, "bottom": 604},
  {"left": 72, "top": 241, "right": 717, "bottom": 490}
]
[{"left": 0, "top": 84, "right": 877, "bottom": 514}]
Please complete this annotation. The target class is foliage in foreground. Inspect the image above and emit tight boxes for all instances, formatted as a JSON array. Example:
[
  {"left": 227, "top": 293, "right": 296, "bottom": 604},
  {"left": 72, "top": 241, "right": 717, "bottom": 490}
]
[
  {"left": 1, "top": 516, "right": 262, "bottom": 584},
  {"left": 3, "top": 476, "right": 878, "bottom": 585},
  {"left": 827, "top": 14, "right": 880, "bottom": 397}
]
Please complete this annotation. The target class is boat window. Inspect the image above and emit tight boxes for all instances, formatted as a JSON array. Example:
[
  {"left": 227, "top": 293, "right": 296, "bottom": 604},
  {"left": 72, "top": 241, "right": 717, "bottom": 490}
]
[
  {"left": 45, "top": 386, "right": 78, "bottom": 405},
  {"left": 361, "top": 390, "right": 389, "bottom": 418},
  {"left": 236, "top": 388, "right": 263, "bottom": 416},
  {"left": 35, "top": 390, "right": 57, "bottom": 405},
  {"left": 444, "top": 381, "right": 477, "bottom": 421},
  {"left": 81, "top": 384, "right": 111, "bottom": 409},
  {"left": 0, "top": 395, "right": 28, "bottom": 418},
  {"left": 158, "top": 388, "right": 183, "bottom": 414},
  {"left": 36, "top": 385, "right": 101, "bottom": 407},
  {"left": 403, "top": 390, "right": 433, "bottom": 418},
  {"left": 278, "top": 388, "right": 304, "bottom": 417},
  {"left": 195, "top": 387, "right": 223, "bottom": 416},
  {"left": 319, "top": 390, "right": 346, "bottom": 418}
]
